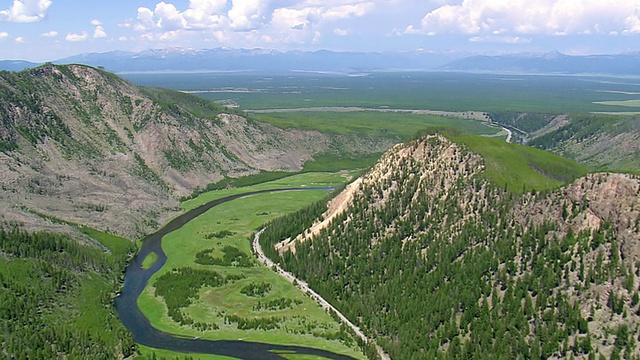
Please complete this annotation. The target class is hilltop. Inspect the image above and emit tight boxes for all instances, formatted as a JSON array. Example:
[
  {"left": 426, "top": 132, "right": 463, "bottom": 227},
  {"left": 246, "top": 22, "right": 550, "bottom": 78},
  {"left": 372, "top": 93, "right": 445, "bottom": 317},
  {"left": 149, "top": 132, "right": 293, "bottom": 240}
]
[
  {"left": 0, "top": 64, "right": 389, "bottom": 238},
  {"left": 261, "top": 133, "right": 640, "bottom": 359}
]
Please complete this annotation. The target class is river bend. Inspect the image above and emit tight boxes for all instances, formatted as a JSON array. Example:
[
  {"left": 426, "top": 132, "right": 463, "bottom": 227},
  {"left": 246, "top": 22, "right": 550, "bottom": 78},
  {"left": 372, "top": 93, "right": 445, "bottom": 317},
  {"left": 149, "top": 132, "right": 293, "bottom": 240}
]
[{"left": 115, "top": 187, "right": 355, "bottom": 360}]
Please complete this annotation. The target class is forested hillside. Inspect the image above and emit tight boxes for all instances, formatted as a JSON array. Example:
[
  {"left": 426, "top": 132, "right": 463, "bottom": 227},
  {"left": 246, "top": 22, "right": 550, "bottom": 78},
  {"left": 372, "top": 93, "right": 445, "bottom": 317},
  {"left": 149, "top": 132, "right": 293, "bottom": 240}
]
[
  {"left": 0, "top": 64, "right": 390, "bottom": 238},
  {"left": 0, "top": 226, "right": 137, "bottom": 358},
  {"left": 488, "top": 112, "right": 640, "bottom": 172},
  {"left": 528, "top": 114, "right": 640, "bottom": 171},
  {"left": 261, "top": 134, "right": 640, "bottom": 359}
]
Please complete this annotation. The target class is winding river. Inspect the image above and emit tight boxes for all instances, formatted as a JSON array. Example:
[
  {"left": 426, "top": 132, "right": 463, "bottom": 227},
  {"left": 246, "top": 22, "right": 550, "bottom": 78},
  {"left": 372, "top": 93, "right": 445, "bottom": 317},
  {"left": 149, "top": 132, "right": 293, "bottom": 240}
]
[{"left": 115, "top": 187, "right": 355, "bottom": 360}]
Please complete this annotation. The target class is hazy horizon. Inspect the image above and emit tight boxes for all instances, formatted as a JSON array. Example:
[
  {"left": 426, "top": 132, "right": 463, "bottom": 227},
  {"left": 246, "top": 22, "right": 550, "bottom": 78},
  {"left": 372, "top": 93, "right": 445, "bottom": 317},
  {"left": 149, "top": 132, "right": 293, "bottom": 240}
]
[{"left": 2, "top": 1, "right": 640, "bottom": 62}]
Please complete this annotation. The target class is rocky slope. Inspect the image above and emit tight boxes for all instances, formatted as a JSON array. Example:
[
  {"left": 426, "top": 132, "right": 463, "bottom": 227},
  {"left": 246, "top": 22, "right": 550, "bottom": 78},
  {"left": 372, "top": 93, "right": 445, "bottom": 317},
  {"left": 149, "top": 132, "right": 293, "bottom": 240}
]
[
  {"left": 528, "top": 113, "right": 640, "bottom": 171},
  {"left": 0, "top": 64, "right": 390, "bottom": 238},
  {"left": 271, "top": 134, "right": 640, "bottom": 359}
]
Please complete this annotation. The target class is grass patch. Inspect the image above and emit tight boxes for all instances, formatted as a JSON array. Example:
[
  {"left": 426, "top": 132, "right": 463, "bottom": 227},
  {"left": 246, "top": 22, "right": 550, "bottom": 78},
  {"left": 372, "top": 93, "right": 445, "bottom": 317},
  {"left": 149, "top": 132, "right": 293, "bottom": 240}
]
[
  {"left": 302, "top": 153, "right": 381, "bottom": 173},
  {"left": 447, "top": 133, "right": 590, "bottom": 192},
  {"left": 136, "top": 345, "right": 238, "bottom": 360},
  {"left": 80, "top": 226, "right": 136, "bottom": 256},
  {"left": 137, "top": 175, "right": 365, "bottom": 359},
  {"left": 142, "top": 252, "right": 158, "bottom": 269},
  {"left": 184, "top": 157, "right": 377, "bottom": 201},
  {"left": 593, "top": 99, "right": 640, "bottom": 108},
  {"left": 181, "top": 171, "right": 355, "bottom": 211},
  {"left": 183, "top": 171, "right": 299, "bottom": 200},
  {"left": 252, "top": 111, "right": 500, "bottom": 141}
]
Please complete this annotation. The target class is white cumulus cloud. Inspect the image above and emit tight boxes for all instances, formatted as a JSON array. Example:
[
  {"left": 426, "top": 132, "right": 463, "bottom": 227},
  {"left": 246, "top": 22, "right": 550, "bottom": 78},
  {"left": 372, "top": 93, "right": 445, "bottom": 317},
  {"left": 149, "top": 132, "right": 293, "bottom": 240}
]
[
  {"left": 413, "top": 0, "right": 640, "bottom": 36},
  {"left": 469, "top": 35, "right": 532, "bottom": 44},
  {"left": 322, "top": 3, "right": 375, "bottom": 21},
  {"left": 65, "top": 32, "right": 88, "bottom": 42},
  {"left": 41, "top": 30, "right": 57, "bottom": 37},
  {"left": 154, "top": 2, "right": 187, "bottom": 30},
  {"left": 0, "top": 0, "right": 52, "bottom": 23},
  {"left": 183, "top": 0, "right": 228, "bottom": 27},
  {"left": 94, "top": 25, "right": 107, "bottom": 38},
  {"left": 132, "top": 0, "right": 379, "bottom": 46},
  {"left": 15, "top": 36, "right": 25, "bottom": 43},
  {"left": 136, "top": 7, "right": 156, "bottom": 31},
  {"left": 228, "top": 0, "right": 269, "bottom": 30},
  {"left": 0, "top": 31, "right": 8, "bottom": 38}
]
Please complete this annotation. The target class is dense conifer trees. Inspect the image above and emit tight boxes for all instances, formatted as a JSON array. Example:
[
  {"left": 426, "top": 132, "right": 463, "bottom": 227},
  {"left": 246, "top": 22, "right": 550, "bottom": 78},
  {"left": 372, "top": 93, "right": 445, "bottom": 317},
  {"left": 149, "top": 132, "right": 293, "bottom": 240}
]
[
  {"left": 260, "top": 135, "right": 640, "bottom": 359},
  {"left": 0, "top": 227, "right": 136, "bottom": 358}
]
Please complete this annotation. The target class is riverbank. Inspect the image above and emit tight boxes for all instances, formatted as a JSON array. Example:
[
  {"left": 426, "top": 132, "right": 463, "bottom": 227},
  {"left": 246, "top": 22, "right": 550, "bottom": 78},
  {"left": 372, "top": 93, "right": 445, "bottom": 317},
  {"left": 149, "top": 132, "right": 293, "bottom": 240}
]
[{"left": 116, "top": 174, "right": 366, "bottom": 359}]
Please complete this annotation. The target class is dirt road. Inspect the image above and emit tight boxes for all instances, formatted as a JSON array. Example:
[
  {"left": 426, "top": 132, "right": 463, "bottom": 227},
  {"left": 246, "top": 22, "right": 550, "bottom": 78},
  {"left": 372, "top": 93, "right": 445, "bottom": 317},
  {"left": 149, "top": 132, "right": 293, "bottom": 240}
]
[{"left": 253, "top": 229, "right": 391, "bottom": 360}]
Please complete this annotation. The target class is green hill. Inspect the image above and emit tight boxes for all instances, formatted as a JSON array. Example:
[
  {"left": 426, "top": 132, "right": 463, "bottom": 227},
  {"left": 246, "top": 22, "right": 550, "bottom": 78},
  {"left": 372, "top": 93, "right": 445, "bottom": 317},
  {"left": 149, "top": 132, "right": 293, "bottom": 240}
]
[
  {"left": 449, "top": 133, "right": 589, "bottom": 192},
  {"left": 0, "top": 226, "right": 137, "bottom": 358},
  {"left": 261, "top": 133, "right": 640, "bottom": 359}
]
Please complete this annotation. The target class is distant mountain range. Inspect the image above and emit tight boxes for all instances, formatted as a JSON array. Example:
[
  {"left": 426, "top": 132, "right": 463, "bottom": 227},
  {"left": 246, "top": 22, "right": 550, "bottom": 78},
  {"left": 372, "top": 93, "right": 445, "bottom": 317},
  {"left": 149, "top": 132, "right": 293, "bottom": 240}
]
[
  {"left": 441, "top": 51, "right": 640, "bottom": 75},
  {"left": 56, "top": 48, "right": 458, "bottom": 74},
  {"left": 0, "top": 60, "right": 40, "bottom": 72},
  {"left": 3, "top": 48, "right": 640, "bottom": 75}
]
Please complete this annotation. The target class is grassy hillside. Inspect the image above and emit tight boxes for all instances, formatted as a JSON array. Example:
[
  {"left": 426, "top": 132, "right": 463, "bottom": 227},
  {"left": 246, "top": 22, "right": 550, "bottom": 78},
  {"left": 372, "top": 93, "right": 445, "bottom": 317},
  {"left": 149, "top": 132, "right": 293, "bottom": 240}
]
[
  {"left": 252, "top": 110, "right": 501, "bottom": 141},
  {"left": 448, "top": 133, "right": 590, "bottom": 192}
]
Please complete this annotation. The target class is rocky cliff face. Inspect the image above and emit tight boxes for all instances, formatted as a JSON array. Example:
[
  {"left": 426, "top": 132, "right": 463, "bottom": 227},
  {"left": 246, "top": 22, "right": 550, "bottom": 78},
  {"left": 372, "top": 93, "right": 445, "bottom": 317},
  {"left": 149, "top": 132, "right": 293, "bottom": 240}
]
[
  {"left": 0, "top": 64, "right": 389, "bottom": 238},
  {"left": 279, "top": 134, "right": 640, "bottom": 359}
]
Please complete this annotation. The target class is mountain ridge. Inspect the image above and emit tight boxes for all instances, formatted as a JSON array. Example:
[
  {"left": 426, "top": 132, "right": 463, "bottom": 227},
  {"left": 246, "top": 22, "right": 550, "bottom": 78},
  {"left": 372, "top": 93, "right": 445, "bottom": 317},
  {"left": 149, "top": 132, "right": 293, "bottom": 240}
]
[
  {"left": 261, "top": 133, "right": 640, "bottom": 359},
  {"left": 0, "top": 64, "right": 390, "bottom": 238},
  {"left": 5, "top": 48, "right": 640, "bottom": 75}
]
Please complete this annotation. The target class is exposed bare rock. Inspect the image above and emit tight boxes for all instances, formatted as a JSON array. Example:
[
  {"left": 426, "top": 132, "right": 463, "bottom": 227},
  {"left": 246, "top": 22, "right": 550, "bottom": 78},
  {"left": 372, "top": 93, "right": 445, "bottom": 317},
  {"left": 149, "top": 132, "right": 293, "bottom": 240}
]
[
  {"left": 0, "top": 64, "right": 391, "bottom": 238},
  {"left": 286, "top": 134, "right": 640, "bottom": 358}
]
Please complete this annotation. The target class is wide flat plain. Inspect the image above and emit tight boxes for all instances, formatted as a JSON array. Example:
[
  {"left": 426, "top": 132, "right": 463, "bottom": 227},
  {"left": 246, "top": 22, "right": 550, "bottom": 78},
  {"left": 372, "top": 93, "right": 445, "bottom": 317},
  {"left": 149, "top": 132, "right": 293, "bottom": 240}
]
[{"left": 123, "top": 71, "right": 640, "bottom": 113}]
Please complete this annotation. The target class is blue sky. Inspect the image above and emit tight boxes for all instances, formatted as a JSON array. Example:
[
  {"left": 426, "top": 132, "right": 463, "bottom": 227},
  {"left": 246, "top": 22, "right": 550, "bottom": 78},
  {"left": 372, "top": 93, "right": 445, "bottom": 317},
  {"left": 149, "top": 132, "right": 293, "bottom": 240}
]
[{"left": 2, "top": 0, "right": 640, "bottom": 61}]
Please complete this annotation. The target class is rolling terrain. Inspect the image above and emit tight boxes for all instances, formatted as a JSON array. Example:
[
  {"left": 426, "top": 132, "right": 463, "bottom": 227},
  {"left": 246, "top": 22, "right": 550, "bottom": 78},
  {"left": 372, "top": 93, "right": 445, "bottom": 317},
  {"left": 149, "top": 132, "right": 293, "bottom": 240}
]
[
  {"left": 261, "top": 133, "right": 640, "bottom": 359},
  {"left": 527, "top": 114, "right": 640, "bottom": 172},
  {"left": 486, "top": 112, "right": 640, "bottom": 172},
  {"left": 0, "top": 64, "right": 390, "bottom": 238},
  {"left": 2, "top": 61, "right": 640, "bottom": 360}
]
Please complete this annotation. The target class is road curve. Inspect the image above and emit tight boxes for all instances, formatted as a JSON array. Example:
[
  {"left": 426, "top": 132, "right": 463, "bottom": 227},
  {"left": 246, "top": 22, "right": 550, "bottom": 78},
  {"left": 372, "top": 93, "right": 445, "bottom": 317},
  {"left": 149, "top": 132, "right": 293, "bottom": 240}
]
[{"left": 253, "top": 229, "right": 391, "bottom": 360}]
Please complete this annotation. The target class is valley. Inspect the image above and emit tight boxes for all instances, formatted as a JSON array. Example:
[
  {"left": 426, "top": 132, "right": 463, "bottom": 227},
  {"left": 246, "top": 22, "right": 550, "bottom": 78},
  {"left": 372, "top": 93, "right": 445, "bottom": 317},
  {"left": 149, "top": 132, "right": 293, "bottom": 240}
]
[{"left": 1, "top": 63, "right": 639, "bottom": 360}]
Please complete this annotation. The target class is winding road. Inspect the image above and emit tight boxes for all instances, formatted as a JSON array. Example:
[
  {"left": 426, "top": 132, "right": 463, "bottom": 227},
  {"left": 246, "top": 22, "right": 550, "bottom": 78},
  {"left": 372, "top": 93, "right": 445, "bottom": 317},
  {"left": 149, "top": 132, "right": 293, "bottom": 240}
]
[
  {"left": 115, "top": 187, "right": 357, "bottom": 360},
  {"left": 253, "top": 230, "right": 391, "bottom": 360}
]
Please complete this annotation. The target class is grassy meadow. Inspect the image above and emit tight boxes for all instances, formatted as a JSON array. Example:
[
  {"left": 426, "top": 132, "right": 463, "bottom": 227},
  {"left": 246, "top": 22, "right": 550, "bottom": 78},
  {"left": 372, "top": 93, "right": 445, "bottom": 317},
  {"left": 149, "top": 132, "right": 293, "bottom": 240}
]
[
  {"left": 181, "top": 171, "right": 354, "bottom": 211},
  {"left": 137, "top": 173, "right": 365, "bottom": 360},
  {"left": 251, "top": 110, "right": 502, "bottom": 140},
  {"left": 448, "top": 134, "right": 590, "bottom": 192},
  {"left": 123, "top": 71, "right": 640, "bottom": 113}
]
